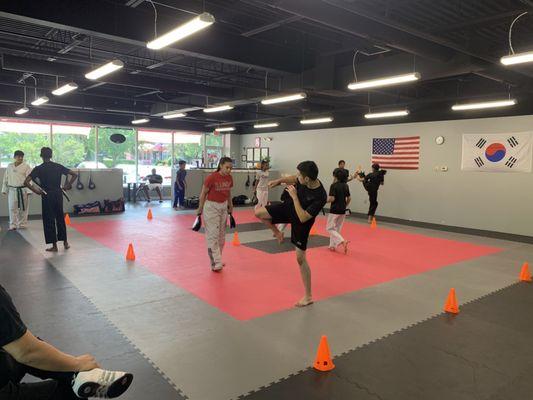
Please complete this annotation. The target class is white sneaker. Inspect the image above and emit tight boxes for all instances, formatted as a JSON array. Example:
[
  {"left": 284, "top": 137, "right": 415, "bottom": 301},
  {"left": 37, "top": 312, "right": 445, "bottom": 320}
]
[{"left": 72, "top": 368, "right": 133, "bottom": 398}]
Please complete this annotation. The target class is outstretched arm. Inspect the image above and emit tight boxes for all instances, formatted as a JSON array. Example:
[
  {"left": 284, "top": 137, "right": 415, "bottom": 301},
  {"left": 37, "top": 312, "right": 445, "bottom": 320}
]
[{"left": 268, "top": 175, "right": 297, "bottom": 188}]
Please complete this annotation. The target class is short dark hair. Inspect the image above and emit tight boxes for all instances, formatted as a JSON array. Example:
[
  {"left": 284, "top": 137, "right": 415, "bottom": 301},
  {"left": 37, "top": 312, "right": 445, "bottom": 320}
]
[
  {"left": 216, "top": 156, "right": 233, "bottom": 171},
  {"left": 14, "top": 150, "right": 24, "bottom": 157},
  {"left": 338, "top": 160, "right": 345, "bottom": 166},
  {"left": 372, "top": 163, "right": 380, "bottom": 171},
  {"left": 40, "top": 147, "right": 52, "bottom": 159},
  {"left": 178, "top": 160, "right": 186, "bottom": 165},
  {"left": 297, "top": 160, "right": 319, "bottom": 180},
  {"left": 333, "top": 167, "right": 348, "bottom": 183}
]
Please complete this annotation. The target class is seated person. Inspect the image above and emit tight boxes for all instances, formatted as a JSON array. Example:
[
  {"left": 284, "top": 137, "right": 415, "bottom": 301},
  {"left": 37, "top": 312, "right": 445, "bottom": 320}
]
[
  {"left": 0, "top": 284, "right": 133, "bottom": 399},
  {"left": 142, "top": 168, "right": 163, "bottom": 203}
]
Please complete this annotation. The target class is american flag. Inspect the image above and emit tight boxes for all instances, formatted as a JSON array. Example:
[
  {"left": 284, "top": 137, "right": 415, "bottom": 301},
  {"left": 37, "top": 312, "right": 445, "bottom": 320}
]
[{"left": 372, "top": 136, "right": 420, "bottom": 170}]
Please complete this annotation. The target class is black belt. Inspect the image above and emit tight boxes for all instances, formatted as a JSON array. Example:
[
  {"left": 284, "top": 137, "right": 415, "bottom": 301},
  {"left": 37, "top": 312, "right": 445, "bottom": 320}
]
[{"left": 7, "top": 186, "right": 26, "bottom": 211}]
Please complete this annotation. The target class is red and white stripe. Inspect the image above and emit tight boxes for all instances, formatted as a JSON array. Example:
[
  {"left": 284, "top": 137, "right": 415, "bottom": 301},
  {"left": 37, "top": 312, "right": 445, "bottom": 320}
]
[{"left": 372, "top": 136, "right": 420, "bottom": 170}]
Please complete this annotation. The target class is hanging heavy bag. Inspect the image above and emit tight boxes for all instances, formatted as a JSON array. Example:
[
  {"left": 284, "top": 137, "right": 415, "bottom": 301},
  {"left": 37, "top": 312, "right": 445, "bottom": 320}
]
[
  {"left": 192, "top": 214, "right": 202, "bottom": 231},
  {"left": 228, "top": 213, "right": 236, "bottom": 229},
  {"left": 245, "top": 173, "right": 250, "bottom": 187},
  {"left": 88, "top": 171, "right": 96, "bottom": 190},
  {"left": 76, "top": 170, "right": 84, "bottom": 190}
]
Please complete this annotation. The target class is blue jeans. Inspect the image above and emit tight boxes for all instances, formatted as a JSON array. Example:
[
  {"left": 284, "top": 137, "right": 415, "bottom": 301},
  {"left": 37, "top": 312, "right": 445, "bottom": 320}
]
[{"left": 173, "top": 183, "right": 185, "bottom": 208}]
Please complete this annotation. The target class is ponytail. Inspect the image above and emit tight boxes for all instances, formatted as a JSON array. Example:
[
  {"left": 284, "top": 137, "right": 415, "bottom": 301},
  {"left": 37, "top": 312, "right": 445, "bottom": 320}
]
[{"left": 216, "top": 156, "right": 233, "bottom": 171}]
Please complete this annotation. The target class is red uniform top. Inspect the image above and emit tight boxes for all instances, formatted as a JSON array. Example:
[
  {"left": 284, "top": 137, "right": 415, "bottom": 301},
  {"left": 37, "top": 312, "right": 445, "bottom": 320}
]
[{"left": 204, "top": 171, "right": 233, "bottom": 203}]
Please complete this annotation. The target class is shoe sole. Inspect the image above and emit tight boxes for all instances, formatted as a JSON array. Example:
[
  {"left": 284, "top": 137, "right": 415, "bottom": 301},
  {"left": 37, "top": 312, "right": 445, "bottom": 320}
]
[{"left": 77, "top": 373, "right": 133, "bottom": 398}]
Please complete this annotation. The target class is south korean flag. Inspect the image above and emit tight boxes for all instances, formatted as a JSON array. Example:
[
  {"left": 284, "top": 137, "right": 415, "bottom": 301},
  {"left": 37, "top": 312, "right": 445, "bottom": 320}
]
[{"left": 461, "top": 132, "right": 533, "bottom": 172}]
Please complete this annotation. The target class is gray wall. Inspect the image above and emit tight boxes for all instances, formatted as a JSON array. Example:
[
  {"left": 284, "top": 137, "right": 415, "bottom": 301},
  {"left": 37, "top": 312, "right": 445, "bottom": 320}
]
[
  {"left": 0, "top": 168, "right": 124, "bottom": 216},
  {"left": 240, "top": 114, "right": 533, "bottom": 237}
]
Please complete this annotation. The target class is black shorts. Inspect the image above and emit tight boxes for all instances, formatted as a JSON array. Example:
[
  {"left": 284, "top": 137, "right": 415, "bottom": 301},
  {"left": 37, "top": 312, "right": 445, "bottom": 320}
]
[{"left": 266, "top": 202, "right": 314, "bottom": 251}]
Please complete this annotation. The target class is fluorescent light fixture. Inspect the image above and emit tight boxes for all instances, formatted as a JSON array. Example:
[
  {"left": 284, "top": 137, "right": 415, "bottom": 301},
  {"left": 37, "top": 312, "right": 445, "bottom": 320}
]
[
  {"left": 364, "top": 109, "right": 410, "bottom": 119},
  {"left": 451, "top": 99, "right": 517, "bottom": 111},
  {"left": 501, "top": 51, "right": 533, "bottom": 66},
  {"left": 348, "top": 72, "right": 420, "bottom": 90},
  {"left": 163, "top": 112, "right": 186, "bottom": 119},
  {"left": 52, "top": 82, "right": 78, "bottom": 96},
  {"left": 261, "top": 93, "right": 306, "bottom": 105},
  {"left": 214, "top": 127, "right": 235, "bottom": 132},
  {"left": 254, "top": 122, "right": 279, "bottom": 129},
  {"left": 31, "top": 96, "right": 49, "bottom": 106},
  {"left": 147, "top": 12, "right": 215, "bottom": 50},
  {"left": 85, "top": 60, "right": 124, "bottom": 80},
  {"left": 131, "top": 118, "right": 149, "bottom": 124},
  {"left": 203, "top": 105, "right": 234, "bottom": 113},
  {"left": 14, "top": 107, "right": 29, "bottom": 115},
  {"left": 300, "top": 117, "right": 333, "bottom": 125}
]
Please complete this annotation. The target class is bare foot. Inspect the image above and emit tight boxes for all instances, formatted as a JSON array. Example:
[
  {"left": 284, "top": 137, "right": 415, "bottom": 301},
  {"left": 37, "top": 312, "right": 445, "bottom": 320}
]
[
  {"left": 295, "top": 297, "right": 314, "bottom": 307},
  {"left": 342, "top": 240, "right": 350, "bottom": 255},
  {"left": 46, "top": 246, "right": 58, "bottom": 252},
  {"left": 64, "top": 241, "right": 70, "bottom": 250},
  {"left": 328, "top": 247, "right": 336, "bottom": 252},
  {"left": 273, "top": 230, "right": 284, "bottom": 244}
]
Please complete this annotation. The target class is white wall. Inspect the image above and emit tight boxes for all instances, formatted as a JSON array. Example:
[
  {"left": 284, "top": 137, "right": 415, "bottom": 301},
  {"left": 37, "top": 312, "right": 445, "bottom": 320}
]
[{"left": 240, "top": 115, "right": 533, "bottom": 237}]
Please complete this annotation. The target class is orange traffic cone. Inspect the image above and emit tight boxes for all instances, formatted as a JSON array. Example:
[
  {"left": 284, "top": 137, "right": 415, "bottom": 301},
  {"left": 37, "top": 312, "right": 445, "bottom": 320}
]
[
  {"left": 126, "top": 243, "right": 136, "bottom": 261},
  {"left": 313, "top": 335, "right": 335, "bottom": 372},
  {"left": 310, "top": 225, "right": 318, "bottom": 236},
  {"left": 64, "top": 213, "right": 71, "bottom": 226},
  {"left": 444, "top": 288, "right": 459, "bottom": 314},
  {"left": 147, "top": 208, "right": 153, "bottom": 220},
  {"left": 370, "top": 217, "right": 377, "bottom": 229},
  {"left": 232, "top": 231, "right": 241, "bottom": 246},
  {"left": 519, "top": 262, "right": 532, "bottom": 282}
]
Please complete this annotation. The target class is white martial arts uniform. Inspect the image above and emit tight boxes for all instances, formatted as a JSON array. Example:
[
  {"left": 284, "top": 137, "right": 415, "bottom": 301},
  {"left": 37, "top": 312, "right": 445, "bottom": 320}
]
[
  {"left": 204, "top": 200, "right": 228, "bottom": 269},
  {"left": 326, "top": 213, "right": 346, "bottom": 248},
  {"left": 2, "top": 162, "right": 32, "bottom": 229},
  {"left": 255, "top": 170, "right": 269, "bottom": 207}
]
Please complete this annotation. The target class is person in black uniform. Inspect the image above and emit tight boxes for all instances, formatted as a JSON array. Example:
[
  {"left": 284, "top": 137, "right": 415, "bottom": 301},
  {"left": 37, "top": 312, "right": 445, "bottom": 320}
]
[
  {"left": 24, "top": 147, "right": 77, "bottom": 252},
  {"left": 355, "top": 163, "right": 386, "bottom": 223},
  {"left": 255, "top": 161, "right": 327, "bottom": 307},
  {"left": 0, "top": 284, "right": 133, "bottom": 399},
  {"left": 326, "top": 168, "right": 351, "bottom": 253}
]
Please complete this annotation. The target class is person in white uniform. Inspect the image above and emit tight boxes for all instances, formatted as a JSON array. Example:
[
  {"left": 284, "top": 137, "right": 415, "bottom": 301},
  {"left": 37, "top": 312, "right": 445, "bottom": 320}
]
[
  {"left": 253, "top": 160, "right": 270, "bottom": 207},
  {"left": 1, "top": 150, "right": 32, "bottom": 230}
]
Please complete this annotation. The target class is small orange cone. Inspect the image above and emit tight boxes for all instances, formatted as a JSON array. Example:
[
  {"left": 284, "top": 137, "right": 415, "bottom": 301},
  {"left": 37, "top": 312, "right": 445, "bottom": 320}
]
[
  {"left": 519, "top": 262, "right": 532, "bottom": 282},
  {"left": 232, "top": 231, "right": 241, "bottom": 246},
  {"left": 147, "top": 209, "right": 153, "bottom": 220},
  {"left": 313, "top": 335, "right": 335, "bottom": 372},
  {"left": 126, "top": 243, "right": 136, "bottom": 261},
  {"left": 444, "top": 288, "right": 459, "bottom": 314},
  {"left": 64, "top": 213, "right": 71, "bottom": 226},
  {"left": 370, "top": 217, "right": 377, "bottom": 229},
  {"left": 310, "top": 225, "right": 318, "bottom": 236}
]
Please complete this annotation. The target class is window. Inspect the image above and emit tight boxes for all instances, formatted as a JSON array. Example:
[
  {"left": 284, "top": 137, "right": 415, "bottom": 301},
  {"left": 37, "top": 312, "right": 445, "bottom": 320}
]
[
  {"left": 51, "top": 124, "right": 94, "bottom": 168},
  {"left": 174, "top": 132, "right": 203, "bottom": 169},
  {"left": 138, "top": 129, "right": 173, "bottom": 185},
  {"left": 97, "top": 127, "right": 136, "bottom": 184},
  {"left": 204, "top": 133, "right": 224, "bottom": 169},
  {"left": 0, "top": 120, "right": 50, "bottom": 167}
]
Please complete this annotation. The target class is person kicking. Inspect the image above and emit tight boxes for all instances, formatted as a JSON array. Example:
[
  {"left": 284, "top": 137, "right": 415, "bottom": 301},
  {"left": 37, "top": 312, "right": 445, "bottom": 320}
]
[{"left": 255, "top": 161, "right": 327, "bottom": 307}]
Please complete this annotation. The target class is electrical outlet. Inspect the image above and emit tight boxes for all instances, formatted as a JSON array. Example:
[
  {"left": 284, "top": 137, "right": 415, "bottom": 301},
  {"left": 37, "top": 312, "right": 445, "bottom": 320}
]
[{"left": 440, "top": 166, "right": 448, "bottom": 172}]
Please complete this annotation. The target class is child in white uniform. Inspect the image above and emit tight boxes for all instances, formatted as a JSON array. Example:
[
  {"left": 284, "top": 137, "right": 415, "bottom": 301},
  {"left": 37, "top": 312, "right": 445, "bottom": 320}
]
[
  {"left": 254, "top": 160, "right": 270, "bottom": 207},
  {"left": 1, "top": 150, "right": 32, "bottom": 230}
]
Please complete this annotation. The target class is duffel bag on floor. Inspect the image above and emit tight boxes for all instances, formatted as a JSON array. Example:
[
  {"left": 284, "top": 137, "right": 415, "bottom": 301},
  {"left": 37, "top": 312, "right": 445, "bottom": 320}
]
[{"left": 73, "top": 200, "right": 102, "bottom": 215}]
